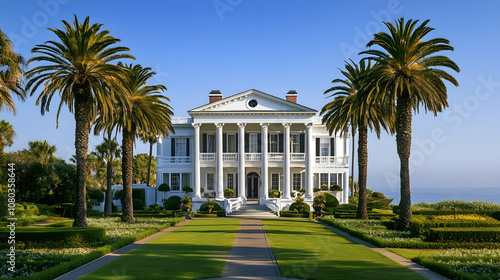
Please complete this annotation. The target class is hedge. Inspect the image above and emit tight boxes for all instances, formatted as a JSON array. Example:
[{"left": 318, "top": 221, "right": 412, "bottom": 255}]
[
  {"left": 0, "top": 227, "right": 106, "bottom": 249},
  {"left": 333, "top": 213, "right": 396, "bottom": 220},
  {"left": 412, "top": 256, "right": 484, "bottom": 280},
  {"left": 163, "top": 196, "right": 182, "bottom": 210},
  {"left": 196, "top": 210, "right": 226, "bottom": 217},
  {"left": 426, "top": 227, "right": 500, "bottom": 243},
  {"left": 14, "top": 217, "right": 184, "bottom": 280},
  {"left": 194, "top": 213, "right": 218, "bottom": 218},
  {"left": 409, "top": 216, "right": 500, "bottom": 237},
  {"left": 413, "top": 209, "right": 500, "bottom": 218},
  {"left": 289, "top": 202, "right": 311, "bottom": 212},
  {"left": 199, "top": 202, "right": 223, "bottom": 212},
  {"left": 279, "top": 210, "right": 312, "bottom": 218}
]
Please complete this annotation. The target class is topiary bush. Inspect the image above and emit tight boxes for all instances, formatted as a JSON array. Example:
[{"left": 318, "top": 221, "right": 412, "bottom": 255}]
[
  {"left": 199, "top": 202, "right": 222, "bottom": 212},
  {"left": 158, "top": 183, "right": 170, "bottom": 192},
  {"left": 133, "top": 198, "right": 146, "bottom": 210},
  {"left": 426, "top": 227, "right": 500, "bottom": 243},
  {"left": 330, "top": 184, "right": 343, "bottom": 191},
  {"left": 324, "top": 193, "right": 339, "bottom": 208},
  {"left": 224, "top": 188, "right": 235, "bottom": 198},
  {"left": 182, "top": 185, "right": 193, "bottom": 193},
  {"left": 163, "top": 196, "right": 182, "bottom": 210},
  {"left": 289, "top": 202, "right": 311, "bottom": 212}
]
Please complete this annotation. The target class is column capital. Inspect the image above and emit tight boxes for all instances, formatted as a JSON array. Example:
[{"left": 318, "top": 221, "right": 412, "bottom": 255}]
[
  {"left": 283, "top": 123, "right": 292, "bottom": 128},
  {"left": 305, "top": 123, "right": 313, "bottom": 129},
  {"left": 260, "top": 123, "right": 269, "bottom": 128},
  {"left": 215, "top": 123, "right": 224, "bottom": 129},
  {"left": 237, "top": 123, "right": 246, "bottom": 128},
  {"left": 192, "top": 123, "right": 201, "bottom": 128}
]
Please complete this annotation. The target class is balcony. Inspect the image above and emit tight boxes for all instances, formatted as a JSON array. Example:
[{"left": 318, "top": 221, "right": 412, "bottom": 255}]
[
  {"left": 291, "top": 153, "right": 305, "bottom": 161},
  {"left": 268, "top": 153, "right": 283, "bottom": 161},
  {"left": 245, "top": 153, "right": 261, "bottom": 161},
  {"left": 200, "top": 153, "right": 216, "bottom": 161},
  {"left": 223, "top": 153, "right": 238, "bottom": 162},
  {"left": 315, "top": 156, "right": 348, "bottom": 166},
  {"left": 158, "top": 156, "right": 191, "bottom": 165}
]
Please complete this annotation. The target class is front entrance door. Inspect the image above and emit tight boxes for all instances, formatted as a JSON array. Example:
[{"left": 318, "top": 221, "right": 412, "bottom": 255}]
[{"left": 246, "top": 172, "right": 259, "bottom": 198}]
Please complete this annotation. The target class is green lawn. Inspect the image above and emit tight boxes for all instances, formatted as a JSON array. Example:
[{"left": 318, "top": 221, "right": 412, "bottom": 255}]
[
  {"left": 387, "top": 248, "right": 444, "bottom": 259},
  {"left": 263, "top": 220, "right": 427, "bottom": 280},
  {"left": 80, "top": 219, "right": 240, "bottom": 280}
]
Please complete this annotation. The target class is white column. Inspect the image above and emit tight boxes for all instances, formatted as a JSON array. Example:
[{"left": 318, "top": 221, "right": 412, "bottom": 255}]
[
  {"left": 216, "top": 123, "right": 224, "bottom": 200},
  {"left": 192, "top": 123, "right": 201, "bottom": 199},
  {"left": 238, "top": 123, "right": 246, "bottom": 199},
  {"left": 305, "top": 123, "right": 313, "bottom": 200},
  {"left": 283, "top": 123, "right": 291, "bottom": 200},
  {"left": 260, "top": 123, "right": 269, "bottom": 203},
  {"left": 343, "top": 172, "right": 349, "bottom": 204}
]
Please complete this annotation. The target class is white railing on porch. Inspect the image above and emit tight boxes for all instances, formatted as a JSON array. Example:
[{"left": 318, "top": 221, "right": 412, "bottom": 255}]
[
  {"left": 200, "top": 153, "right": 216, "bottom": 161},
  {"left": 268, "top": 153, "right": 283, "bottom": 161},
  {"left": 245, "top": 153, "right": 261, "bottom": 161},
  {"left": 315, "top": 156, "right": 348, "bottom": 165},
  {"left": 265, "top": 198, "right": 281, "bottom": 216},
  {"left": 223, "top": 153, "right": 238, "bottom": 162},
  {"left": 224, "top": 196, "right": 246, "bottom": 215},
  {"left": 291, "top": 153, "right": 305, "bottom": 161}
]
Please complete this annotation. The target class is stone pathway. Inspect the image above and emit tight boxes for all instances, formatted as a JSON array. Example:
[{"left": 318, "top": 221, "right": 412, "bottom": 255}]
[{"left": 202, "top": 219, "right": 300, "bottom": 280}]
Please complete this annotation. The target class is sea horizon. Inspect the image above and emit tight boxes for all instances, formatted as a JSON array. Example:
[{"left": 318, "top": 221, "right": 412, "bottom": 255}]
[{"left": 370, "top": 186, "right": 499, "bottom": 205}]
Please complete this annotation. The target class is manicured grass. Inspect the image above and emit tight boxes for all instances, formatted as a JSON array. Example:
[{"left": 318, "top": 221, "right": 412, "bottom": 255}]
[
  {"left": 80, "top": 219, "right": 240, "bottom": 280},
  {"left": 387, "top": 248, "right": 442, "bottom": 259},
  {"left": 263, "top": 219, "right": 427, "bottom": 280}
]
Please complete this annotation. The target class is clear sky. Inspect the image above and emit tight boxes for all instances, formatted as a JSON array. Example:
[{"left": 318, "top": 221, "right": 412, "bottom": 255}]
[{"left": 1, "top": 0, "right": 499, "bottom": 194}]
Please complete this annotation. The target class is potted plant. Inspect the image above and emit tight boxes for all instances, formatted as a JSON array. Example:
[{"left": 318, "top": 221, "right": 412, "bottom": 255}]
[
  {"left": 330, "top": 184, "right": 343, "bottom": 192},
  {"left": 182, "top": 185, "right": 193, "bottom": 194}
]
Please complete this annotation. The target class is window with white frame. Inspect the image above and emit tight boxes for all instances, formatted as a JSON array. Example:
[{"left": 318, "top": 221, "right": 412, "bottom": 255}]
[
  {"left": 162, "top": 173, "right": 169, "bottom": 185},
  {"left": 271, "top": 173, "right": 280, "bottom": 190},
  {"left": 182, "top": 173, "right": 190, "bottom": 188},
  {"left": 171, "top": 173, "right": 180, "bottom": 191},
  {"left": 330, "top": 173, "right": 338, "bottom": 185},
  {"left": 293, "top": 173, "right": 301, "bottom": 190},
  {"left": 207, "top": 134, "right": 215, "bottom": 153},
  {"left": 320, "top": 138, "right": 330, "bottom": 156},
  {"left": 269, "top": 134, "right": 279, "bottom": 153},
  {"left": 249, "top": 133, "right": 259, "bottom": 153},
  {"left": 226, "top": 134, "right": 237, "bottom": 153},
  {"left": 206, "top": 173, "right": 214, "bottom": 190},
  {"left": 175, "top": 138, "right": 187, "bottom": 156},
  {"left": 227, "top": 173, "right": 234, "bottom": 189},
  {"left": 320, "top": 173, "right": 328, "bottom": 188},
  {"left": 291, "top": 134, "right": 300, "bottom": 153}
]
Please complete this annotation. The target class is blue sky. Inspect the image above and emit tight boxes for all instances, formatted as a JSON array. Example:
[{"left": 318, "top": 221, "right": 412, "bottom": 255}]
[{"left": 1, "top": 0, "right": 499, "bottom": 197}]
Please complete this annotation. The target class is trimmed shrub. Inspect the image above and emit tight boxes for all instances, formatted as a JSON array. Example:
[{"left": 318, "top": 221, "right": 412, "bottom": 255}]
[
  {"left": 409, "top": 215, "right": 500, "bottom": 237},
  {"left": 330, "top": 184, "right": 343, "bottom": 191},
  {"left": 199, "top": 202, "right": 223, "bottom": 212},
  {"left": 163, "top": 196, "right": 182, "bottom": 210},
  {"left": 0, "top": 227, "right": 106, "bottom": 249},
  {"left": 313, "top": 187, "right": 321, "bottom": 192},
  {"left": 133, "top": 198, "right": 146, "bottom": 210},
  {"left": 194, "top": 213, "right": 218, "bottom": 218},
  {"left": 158, "top": 183, "right": 170, "bottom": 192},
  {"left": 280, "top": 210, "right": 312, "bottom": 218},
  {"left": 426, "top": 227, "right": 500, "bottom": 243},
  {"left": 289, "top": 202, "right": 311, "bottom": 212},
  {"left": 324, "top": 193, "right": 339, "bottom": 207},
  {"left": 224, "top": 188, "right": 235, "bottom": 198},
  {"left": 268, "top": 190, "right": 280, "bottom": 198},
  {"left": 182, "top": 185, "right": 193, "bottom": 193}
]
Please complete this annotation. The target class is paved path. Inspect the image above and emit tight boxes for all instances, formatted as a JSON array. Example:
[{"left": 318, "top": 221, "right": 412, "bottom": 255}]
[
  {"left": 54, "top": 219, "right": 192, "bottom": 280},
  {"left": 201, "top": 219, "right": 300, "bottom": 280},
  {"left": 314, "top": 220, "right": 448, "bottom": 280}
]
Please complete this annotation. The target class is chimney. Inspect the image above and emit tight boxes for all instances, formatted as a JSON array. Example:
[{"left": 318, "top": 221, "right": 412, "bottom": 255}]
[
  {"left": 209, "top": 90, "right": 222, "bottom": 103},
  {"left": 286, "top": 90, "right": 297, "bottom": 103}
]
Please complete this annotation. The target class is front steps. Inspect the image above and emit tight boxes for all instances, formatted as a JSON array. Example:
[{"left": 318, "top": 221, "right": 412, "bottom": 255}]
[{"left": 227, "top": 199, "right": 278, "bottom": 218}]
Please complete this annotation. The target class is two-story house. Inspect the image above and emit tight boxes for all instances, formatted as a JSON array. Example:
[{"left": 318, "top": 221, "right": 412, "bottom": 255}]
[{"left": 156, "top": 89, "right": 349, "bottom": 212}]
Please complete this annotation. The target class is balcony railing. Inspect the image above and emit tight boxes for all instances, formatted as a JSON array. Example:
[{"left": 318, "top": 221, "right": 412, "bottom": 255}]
[
  {"left": 158, "top": 156, "right": 191, "bottom": 165},
  {"left": 245, "top": 153, "right": 261, "bottom": 161},
  {"left": 223, "top": 153, "right": 238, "bottom": 162},
  {"left": 268, "top": 153, "right": 283, "bottom": 161},
  {"left": 200, "top": 153, "right": 216, "bottom": 161},
  {"left": 315, "top": 156, "right": 348, "bottom": 165},
  {"left": 291, "top": 153, "right": 305, "bottom": 161}
]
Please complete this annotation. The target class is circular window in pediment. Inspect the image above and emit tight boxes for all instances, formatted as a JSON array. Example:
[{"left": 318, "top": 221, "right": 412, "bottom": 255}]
[{"left": 248, "top": 99, "right": 258, "bottom": 108}]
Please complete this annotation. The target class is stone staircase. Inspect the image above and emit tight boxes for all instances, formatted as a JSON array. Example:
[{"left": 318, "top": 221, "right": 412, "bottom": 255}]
[{"left": 227, "top": 199, "right": 278, "bottom": 218}]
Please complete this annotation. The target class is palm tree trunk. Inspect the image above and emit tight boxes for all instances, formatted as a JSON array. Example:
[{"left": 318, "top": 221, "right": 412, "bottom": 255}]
[
  {"left": 72, "top": 90, "right": 90, "bottom": 227},
  {"left": 351, "top": 126, "right": 356, "bottom": 197},
  {"left": 395, "top": 92, "right": 413, "bottom": 230},
  {"left": 121, "top": 127, "right": 135, "bottom": 223},
  {"left": 104, "top": 157, "right": 113, "bottom": 216},
  {"left": 356, "top": 124, "right": 368, "bottom": 219},
  {"left": 146, "top": 140, "right": 152, "bottom": 186}
]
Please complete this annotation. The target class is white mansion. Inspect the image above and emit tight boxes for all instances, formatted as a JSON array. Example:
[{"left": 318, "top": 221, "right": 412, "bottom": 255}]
[{"left": 156, "top": 89, "right": 349, "bottom": 213}]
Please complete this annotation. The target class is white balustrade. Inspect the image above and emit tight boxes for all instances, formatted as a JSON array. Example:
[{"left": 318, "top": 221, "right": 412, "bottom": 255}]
[
  {"left": 314, "top": 156, "right": 348, "bottom": 165},
  {"left": 158, "top": 156, "right": 191, "bottom": 165},
  {"left": 245, "top": 153, "right": 261, "bottom": 161},
  {"left": 200, "top": 153, "right": 216, "bottom": 161},
  {"left": 291, "top": 153, "right": 305, "bottom": 161},
  {"left": 223, "top": 153, "right": 238, "bottom": 161},
  {"left": 268, "top": 153, "right": 283, "bottom": 161}
]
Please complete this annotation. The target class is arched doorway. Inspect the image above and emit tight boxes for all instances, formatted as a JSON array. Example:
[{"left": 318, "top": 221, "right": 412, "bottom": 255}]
[{"left": 246, "top": 172, "right": 259, "bottom": 198}]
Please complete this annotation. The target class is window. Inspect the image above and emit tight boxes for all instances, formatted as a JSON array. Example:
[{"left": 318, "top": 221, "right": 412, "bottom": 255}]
[
  {"left": 249, "top": 133, "right": 258, "bottom": 153},
  {"left": 207, "top": 134, "right": 215, "bottom": 153},
  {"left": 227, "top": 173, "right": 234, "bottom": 189},
  {"left": 175, "top": 138, "right": 186, "bottom": 156},
  {"left": 291, "top": 134, "right": 300, "bottom": 153},
  {"left": 320, "top": 173, "right": 328, "bottom": 187},
  {"left": 293, "top": 173, "right": 301, "bottom": 190},
  {"left": 330, "top": 173, "right": 338, "bottom": 185},
  {"left": 269, "top": 134, "right": 279, "bottom": 153},
  {"left": 271, "top": 173, "right": 280, "bottom": 191},
  {"left": 248, "top": 99, "right": 258, "bottom": 108},
  {"left": 320, "top": 139, "right": 330, "bottom": 156},
  {"left": 206, "top": 173, "right": 214, "bottom": 190},
  {"left": 225, "top": 134, "right": 237, "bottom": 153},
  {"left": 182, "top": 173, "right": 190, "bottom": 189},
  {"left": 162, "top": 173, "right": 169, "bottom": 185},
  {"left": 171, "top": 173, "right": 180, "bottom": 191}
]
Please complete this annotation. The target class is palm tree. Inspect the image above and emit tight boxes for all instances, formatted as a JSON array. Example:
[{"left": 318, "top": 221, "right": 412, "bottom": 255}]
[
  {"left": 24, "top": 140, "right": 57, "bottom": 164},
  {"left": 138, "top": 130, "right": 157, "bottom": 187},
  {"left": 25, "top": 15, "right": 134, "bottom": 227},
  {"left": 321, "top": 59, "right": 393, "bottom": 219},
  {"left": 95, "top": 63, "right": 173, "bottom": 223},
  {"left": 0, "top": 120, "right": 15, "bottom": 153},
  {"left": 361, "top": 18, "right": 459, "bottom": 229},
  {"left": 0, "top": 29, "right": 26, "bottom": 114},
  {"left": 96, "top": 136, "right": 120, "bottom": 216}
]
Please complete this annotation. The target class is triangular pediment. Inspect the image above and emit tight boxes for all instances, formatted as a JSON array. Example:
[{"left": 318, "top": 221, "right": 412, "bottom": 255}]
[{"left": 188, "top": 89, "right": 317, "bottom": 114}]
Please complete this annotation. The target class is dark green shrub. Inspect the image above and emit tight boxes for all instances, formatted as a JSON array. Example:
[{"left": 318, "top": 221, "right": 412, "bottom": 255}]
[
  {"left": 393, "top": 205, "right": 400, "bottom": 215},
  {"left": 52, "top": 203, "right": 75, "bottom": 218},
  {"left": 330, "top": 184, "right": 342, "bottom": 191},
  {"left": 199, "top": 202, "right": 222, "bottom": 212},
  {"left": 289, "top": 202, "right": 311, "bottom": 212},
  {"left": 224, "top": 188, "right": 235, "bottom": 198},
  {"left": 144, "top": 204, "right": 162, "bottom": 211},
  {"left": 268, "top": 190, "right": 280, "bottom": 198},
  {"left": 279, "top": 210, "right": 312, "bottom": 218},
  {"left": 163, "top": 196, "right": 182, "bottom": 210},
  {"left": 409, "top": 215, "right": 500, "bottom": 237},
  {"left": 371, "top": 192, "right": 386, "bottom": 199},
  {"left": 36, "top": 204, "right": 55, "bottom": 216},
  {"left": 0, "top": 227, "right": 106, "bottom": 249},
  {"left": 313, "top": 187, "right": 321, "bottom": 192},
  {"left": 87, "top": 209, "right": 103, "bottom": 216},
  {"left": 133, "top": 198, "right": 146, "bottom": 210},
  {"left": 195, "top": 213, "right": 218, "bottom": 217},
  {"left": 367, "top": 197, "right": 393, "bottom": 210},
  {"left": 158, "top": 183, "right": 170, "bottom": 192},
  {"left": 182, "top": 185, "right": 193, "bottom": 193},
  {"left": 426, "top": 227, "right": 500, "bottom": 243},
  {"left": 324, "top": 193, "right": 339, "bottom": 207}
]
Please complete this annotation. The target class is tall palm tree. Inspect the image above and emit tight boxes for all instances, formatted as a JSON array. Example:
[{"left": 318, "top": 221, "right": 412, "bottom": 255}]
[
  {"left": 361, "top": 18, "right": 459, "bottom": 229},
  {"left": 0, "top": 120, "right": 15, "bottom": 153},
  {"left": 96, "top": 136, "right": 120, "bottom": 216},
  {"left": 138, "top": 130, "right": 157, "bottom": 187},
  {"left": 24, "top": 140, "right": 57, "bottom": 164},
  {"left": 321, "top": 59, "right": 393, "bottom": 219},
  {"left": 0, "top": 29, "right": 26, "bottom": 114},
  {"left": 25, "top": 15, "right": 134, "bottom": 227},
  {"left": 95, "top": 63, "right": 173, "bottom": 223}
]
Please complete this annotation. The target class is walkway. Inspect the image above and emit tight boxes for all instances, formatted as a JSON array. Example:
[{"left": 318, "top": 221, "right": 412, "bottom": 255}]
[
  {"left": 227, "top": 199, "right": 278, "bottom": 219},
  {"left": 202, "top": 219, "right": 300, "bottom": 280}
]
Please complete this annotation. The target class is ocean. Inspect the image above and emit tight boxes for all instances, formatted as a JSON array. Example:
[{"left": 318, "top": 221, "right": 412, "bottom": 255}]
[{"left": 371, "top": 186, "right": 500, "bottom": 205}]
